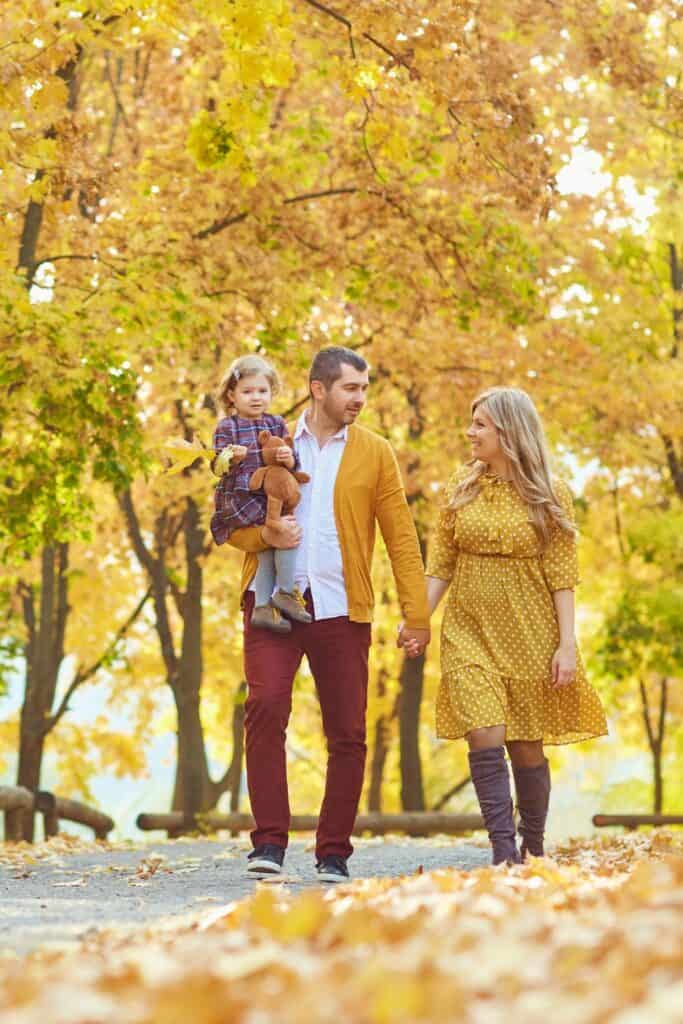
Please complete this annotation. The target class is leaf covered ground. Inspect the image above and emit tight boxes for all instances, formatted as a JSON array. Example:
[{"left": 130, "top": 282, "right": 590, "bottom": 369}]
[{"left": 0, "top": 832, "right": 682, "bottom": 1023}]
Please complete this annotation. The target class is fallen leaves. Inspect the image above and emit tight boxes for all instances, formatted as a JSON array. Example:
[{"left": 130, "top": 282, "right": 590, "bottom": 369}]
[
  {"left": 132, "top": 854, "right": 167, "bottom": 882},
  {"left": 0, "top": 833, "right": 681, "bottom": 1023},
  {"left": 0, "top": 835, "right": 124, "bottom": 870}
]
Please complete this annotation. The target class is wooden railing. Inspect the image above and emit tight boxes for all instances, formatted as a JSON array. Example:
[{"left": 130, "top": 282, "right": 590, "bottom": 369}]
[
  {"left": 0, "top": 786, "right": 114, "bottom": 842},
  {"left": 137, "top": 811, "right": 485, "bottom": 836},
  {"left": 593, "top": 814, "right": 683, "bottom": 831}
]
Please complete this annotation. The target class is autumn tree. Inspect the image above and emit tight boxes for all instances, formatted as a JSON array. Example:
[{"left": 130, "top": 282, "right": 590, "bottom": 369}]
[{"left": 2, "top": 0, "right": 682, "bottom": 827}]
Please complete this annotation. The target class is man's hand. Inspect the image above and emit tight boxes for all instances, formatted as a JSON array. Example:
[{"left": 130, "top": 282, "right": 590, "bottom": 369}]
[
  {"left": 397, "top": 624, "right": 431, "bottom": 658},
  {"left": 275, "top": 446, "right": 295, "bottom": 468},
  {"left": 262, "top": 515, "right": 302, "bottom": 549}
]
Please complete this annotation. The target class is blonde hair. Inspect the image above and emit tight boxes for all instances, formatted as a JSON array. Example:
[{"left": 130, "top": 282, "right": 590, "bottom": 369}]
[
  {"left": 217, "top": 355, "right": 280, "bottom": 416},
  {"left": 449, "top": 387, "right": 576, "bottom": 546}
]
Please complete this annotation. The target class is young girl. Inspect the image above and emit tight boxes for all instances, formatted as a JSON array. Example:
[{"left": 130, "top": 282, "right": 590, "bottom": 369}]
[
  {"left": 210, "top": 355, "right": 311, "bottom": 634},
  {"left": 414, "top": 387, "right": 607, "bottom": 864}
]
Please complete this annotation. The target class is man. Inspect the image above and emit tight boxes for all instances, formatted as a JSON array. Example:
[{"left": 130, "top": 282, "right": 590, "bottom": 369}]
[{"left": 228, "top": 346, "right": 430, "bottom": 882}]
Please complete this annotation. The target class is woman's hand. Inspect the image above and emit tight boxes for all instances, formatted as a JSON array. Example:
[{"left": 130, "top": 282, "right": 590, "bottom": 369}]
[
  {"left": 397, "top": 623, "right": 430, "bottom": 658},
  {"left": 551, "top": 643, "right": 576, "bottom": 687},
  {"left": 276, "top": 446, "right": 295, "bottom": 468}
]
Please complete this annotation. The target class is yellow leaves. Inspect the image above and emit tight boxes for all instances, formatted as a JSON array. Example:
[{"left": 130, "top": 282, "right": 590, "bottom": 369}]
[
  {"left": 262, "top": 51, "right": 295, "bottom": 88},
  {"left": 335, "top": 59, "right": 384, "bottom": 102},
  {"left": 159, "top": 439, "right": 215, "bottom": 476},
  {"left": 246, "top": 887, "right": 331, "bottom": 941},
  {"left": 1, "top": 834, "right": 682, "bottom": 1022},
  {"left": 355, "top": 65, "right": 380, "bottom": 94},
  {"left": 186, "top": 110, "right": 235, "bottom": 170},
  {"left": 232, "top": 3, "right": 268, "bottom": 46},
  {"left": 30, "top": 76, "right": 68, "bottom": 114}
]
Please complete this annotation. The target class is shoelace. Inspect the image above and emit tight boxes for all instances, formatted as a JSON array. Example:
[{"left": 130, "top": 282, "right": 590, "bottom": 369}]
[{"left": 293, "top": 588, "right": 308, "bottom": 611}]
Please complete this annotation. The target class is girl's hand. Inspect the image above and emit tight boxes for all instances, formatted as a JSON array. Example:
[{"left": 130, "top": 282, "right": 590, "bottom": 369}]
[
  {"left": 276, "top": 446, "right": 295, "bottom": 468},
  {"left": 551, "top": 644, "right": 576, "bottom": 687},
  {"left": 214, "top": 445, "right": 247, "bottom": 475}
]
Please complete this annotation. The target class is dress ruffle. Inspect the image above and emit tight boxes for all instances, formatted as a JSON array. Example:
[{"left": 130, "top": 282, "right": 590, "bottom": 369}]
[{"left": 436, "top": 663, "right": 608, "bottom": 745}]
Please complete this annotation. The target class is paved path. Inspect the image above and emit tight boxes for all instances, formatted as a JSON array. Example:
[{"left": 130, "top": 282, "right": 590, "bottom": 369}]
[{"left": 0, "top": 837, "right": 489, "bottom": 956}]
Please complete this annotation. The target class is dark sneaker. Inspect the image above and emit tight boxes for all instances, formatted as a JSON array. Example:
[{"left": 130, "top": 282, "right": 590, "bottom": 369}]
[
  {"left": 250, "top": 604, "right": 292, "bottom": 634},
  {"left": 247, "top": 844, "right": 285, "bottom": 875},
  {"left": 316, "top": 855, "right": 349, "bottom": 883},
  {"left": 271, "top": 588, "right": 312, "bottom": 624}
]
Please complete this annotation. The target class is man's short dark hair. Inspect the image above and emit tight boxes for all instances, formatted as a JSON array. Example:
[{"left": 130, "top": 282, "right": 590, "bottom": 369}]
[{"left": 309, "top": 346, "right": 368, "bottom": 391}]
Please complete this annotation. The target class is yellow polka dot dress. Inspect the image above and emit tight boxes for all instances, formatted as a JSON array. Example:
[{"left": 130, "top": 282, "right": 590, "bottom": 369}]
[{"left": 426, "top": 470, "right": 608, "bottom": 745}]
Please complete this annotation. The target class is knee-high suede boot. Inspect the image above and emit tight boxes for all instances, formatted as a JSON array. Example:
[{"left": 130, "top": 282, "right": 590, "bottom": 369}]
[
  {"left": 512, "top": 758, "right": 551, "bottom": 859},
  {"left": 469, "top": 746, "right": 520, "bottom": 865}
]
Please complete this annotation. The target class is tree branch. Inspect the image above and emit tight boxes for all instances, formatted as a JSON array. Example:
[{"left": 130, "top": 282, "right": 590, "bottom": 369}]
[
  {"left": 656, "top": 676, "right": 669, "bottom": 748},
  {"left": 611, "top": 478, "right": 627, "bottom": 562},
  {"left": 283, "top": 186, "right": 359, "bottom": 205},
  {"left": 431, "top": 774, "right": 471, "bottom": 812},
  {"left": 194, "top": 211, "right": 249, "bottom": 240},
  {"left": 104, "top": 51, "right": 133, "bottom": 139},
  {"left": 19, "top": 581, "right": 36, "bottom": 671},
  {"left": 639, "top": 678, "right": 655, "bottom": 752},
  {"left": 195, "top": 187, "right": 361, "bottom": 240},
  {"left": 45, "top": 586, "right": 153, "bottom": 732},
  {"left": 300, "top": 0, "right": 411, "bottom": 69},
  {"left": 118, "top": 489, "right": 156, "bottom": 577},
  {"left": 660, "top": 431, "right": 683, "bottom": 500}
]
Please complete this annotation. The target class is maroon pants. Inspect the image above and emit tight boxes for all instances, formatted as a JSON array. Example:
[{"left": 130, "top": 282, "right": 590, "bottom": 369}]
[{"left": 243, "top": 591, "right": 371, "bottom": 860}]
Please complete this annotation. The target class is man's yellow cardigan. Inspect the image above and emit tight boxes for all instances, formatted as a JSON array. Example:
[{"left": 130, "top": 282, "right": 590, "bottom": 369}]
[{"left": 228, "top": 422, "right": 430, "bottom": 629}]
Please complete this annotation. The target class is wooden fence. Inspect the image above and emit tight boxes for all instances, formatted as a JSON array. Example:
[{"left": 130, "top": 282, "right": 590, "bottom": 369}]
[
  {"left": 593, "top": 814, "right": 683, "bottom": 831},
  {"left": 0, "top": 786, "right": 114, "bottom": 842},
  {"left": 136, "top": 811, "right": 485, "bottom": 837}
]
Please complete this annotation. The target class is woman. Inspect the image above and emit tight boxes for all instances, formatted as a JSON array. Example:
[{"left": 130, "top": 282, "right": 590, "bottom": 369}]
[{"left": 419, "top": 387, "right": 607, "bottom": 864}]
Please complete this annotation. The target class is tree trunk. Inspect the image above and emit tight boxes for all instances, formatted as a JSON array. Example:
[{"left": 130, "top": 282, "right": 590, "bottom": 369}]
[
  {"left": 398, "top": 524, "right": 427, "bottom": 812},
  {"left": 639, "top": 676, "right": 668, "bottom": 816},
  {"left": 399, "top": 650, "right": 426, "bottom": 811},
  {"left": 228, "top": 683, "right": 246, "bottom": 814},
  {"left": 174, "top": 689, "right": 210, "bottom": 821},
  {"left": 120, "top": 484, "right": 242, "bottom": 829},
  {"left": 14, "top": 545, "right": 69, "bottom": 840},
  {"left": 12, "top": 49, "right": 82, "bottom": 839},
  {"left": 660, "top": 243, "right": 683, "bottom": 499},
  {"left": 173, "top": 496, "right": 211, "bottom": 820},
  {"left": 17, "top": 51, "right": 81, "bottom": 284},
  {"left": 368, "top": 718, "right": 389, "bottom": 812},
  {"left": 367, "top": 668, "right": 392, "bottom": 812},
  {"left": 652, "top": 745, "right": 663, "bottom": 815}
]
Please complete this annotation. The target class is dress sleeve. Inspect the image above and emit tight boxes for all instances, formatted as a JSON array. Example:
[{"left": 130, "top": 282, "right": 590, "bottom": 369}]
[
  {"left": 426, "top": 473, "right": 460, "bottom": 582},
  {"left": 541, "top": 478, "right": 580, "bottom": 591}
]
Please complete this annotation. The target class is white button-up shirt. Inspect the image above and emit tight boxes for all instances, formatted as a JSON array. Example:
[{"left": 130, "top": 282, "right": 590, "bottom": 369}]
[{"left": 292, "top": 410, "right": 348, "bottom": 620}]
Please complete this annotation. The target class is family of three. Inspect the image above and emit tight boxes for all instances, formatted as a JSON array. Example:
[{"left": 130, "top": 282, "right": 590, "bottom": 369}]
[{"left": 210, "top": 346, "right": 607, "bottom": 882}]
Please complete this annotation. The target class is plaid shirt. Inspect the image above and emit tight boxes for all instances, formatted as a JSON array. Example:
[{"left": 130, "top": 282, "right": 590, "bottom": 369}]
[{"left": 210, "top": 413, "right": 297, "bottom": 545}]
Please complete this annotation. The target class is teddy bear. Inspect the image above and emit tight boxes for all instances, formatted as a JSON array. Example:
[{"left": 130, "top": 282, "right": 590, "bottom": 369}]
[
  {"left": 248, "top": 429, "right": 310, "bottom": 526},
  {"left": 246, "top": 429, "right": 312, "bottom": 631}
]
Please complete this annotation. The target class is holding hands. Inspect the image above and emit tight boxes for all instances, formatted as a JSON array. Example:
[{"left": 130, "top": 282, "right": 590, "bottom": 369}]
[{"left": 397, "top": 623, "right": 431, "bottom": 659}]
